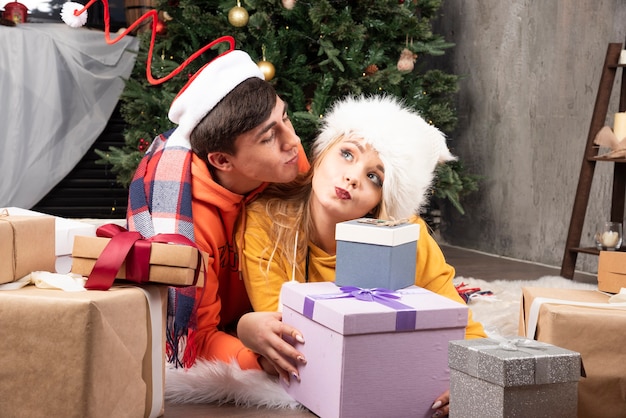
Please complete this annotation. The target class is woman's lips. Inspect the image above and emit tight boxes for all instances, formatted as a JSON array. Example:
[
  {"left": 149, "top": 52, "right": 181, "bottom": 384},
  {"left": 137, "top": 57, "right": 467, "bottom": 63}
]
[{"left": 335, "top": 187, "right": 351, "bottom": 200}]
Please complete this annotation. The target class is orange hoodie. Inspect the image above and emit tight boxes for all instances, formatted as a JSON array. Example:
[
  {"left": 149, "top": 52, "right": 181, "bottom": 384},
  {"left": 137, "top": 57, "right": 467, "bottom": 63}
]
[{"left": 191, "top": 146, "right": 309, "bottom": 369}]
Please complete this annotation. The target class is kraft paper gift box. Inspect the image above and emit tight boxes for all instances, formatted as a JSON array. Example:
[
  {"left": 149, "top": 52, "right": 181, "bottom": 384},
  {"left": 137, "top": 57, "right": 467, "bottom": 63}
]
[
  {"left": 448, "top": 338, "right": 581, "bottom": 418},
  {"left": 518, "top": 287, "right": 626, "bottom": 418},
  {"left": 0, "top": 284, "right": 166, "bottom": 418},
  {"left": 0, "top": 213, "right": 56, "bottom": 284},
  {"left": 280, "top": 281, "right": 468, "bottom": 418},
  {"left": 335, "top": 218, "right": 420, "bottom": 290},
  {"left": 597, "top": 251, "right": 626, "bottom": 293},
  {"left": 71, "top": 235, "right": 200, "bottom": 287},
  {"left": 2, "top": 207, "right": 97, "bottom": 273}
]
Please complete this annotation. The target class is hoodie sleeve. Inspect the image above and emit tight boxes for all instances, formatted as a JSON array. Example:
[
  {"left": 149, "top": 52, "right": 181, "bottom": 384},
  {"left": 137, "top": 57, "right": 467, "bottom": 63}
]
[
  {"left": 192, "top": 250, "right": 262, "bottom": 370},
  {"left": 412, "top": 216, "right": 487, "bottom": 340},
  {"left": 237, "top": 203, "right": 293, "bottom": 312}
]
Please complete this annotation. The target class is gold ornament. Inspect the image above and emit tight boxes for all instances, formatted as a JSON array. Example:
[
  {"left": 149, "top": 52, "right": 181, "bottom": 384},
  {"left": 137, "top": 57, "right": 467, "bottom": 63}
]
[
  {"left": 228, "top": 1, "right": 249, "bottom": 27},
  {"left": 282, "top": 0, "right": 296, "bottom": 9},
  {"left": 258, "top": 44, "right": 275, "bottom": 81},
  {"left": 258, "top": 60, "right": 276, "bottom": 81},
  {"left": 162, "top": 11, "right": 173, "bottom": 21},
  {"left": 397, "top": 48, "right": 417, "bottom": 72}
]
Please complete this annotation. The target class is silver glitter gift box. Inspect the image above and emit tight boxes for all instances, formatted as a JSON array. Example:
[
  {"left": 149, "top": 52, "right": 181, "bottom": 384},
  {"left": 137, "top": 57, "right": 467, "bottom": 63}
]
[{"left": 448, "top": 338, "right": 582, "bottom": 418}]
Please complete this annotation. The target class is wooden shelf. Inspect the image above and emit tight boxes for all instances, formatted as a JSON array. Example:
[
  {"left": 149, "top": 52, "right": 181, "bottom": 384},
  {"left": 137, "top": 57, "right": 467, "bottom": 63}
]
[
  {"left": 591, "top": 155, "right": 626, "bottom": 162},
  {"left": 561, "top": 42, "right": 626, "bottom": 279}
]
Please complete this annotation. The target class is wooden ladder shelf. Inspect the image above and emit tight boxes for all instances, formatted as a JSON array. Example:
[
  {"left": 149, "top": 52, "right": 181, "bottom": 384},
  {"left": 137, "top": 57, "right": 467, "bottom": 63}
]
[{"left": 561, "top": 42, "right": 626, "bottom": 279}]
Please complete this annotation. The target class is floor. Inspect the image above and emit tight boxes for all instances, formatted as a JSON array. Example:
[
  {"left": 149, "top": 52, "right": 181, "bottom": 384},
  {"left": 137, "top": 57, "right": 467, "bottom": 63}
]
[{"left": 163, "top": 244, "right": 597, "bottom": 417}]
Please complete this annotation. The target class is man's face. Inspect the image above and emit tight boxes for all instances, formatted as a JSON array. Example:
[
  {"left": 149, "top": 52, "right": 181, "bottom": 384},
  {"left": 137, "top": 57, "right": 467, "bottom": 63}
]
[{"left": 226, "top": 96, "right": 302, "bottom": 192}]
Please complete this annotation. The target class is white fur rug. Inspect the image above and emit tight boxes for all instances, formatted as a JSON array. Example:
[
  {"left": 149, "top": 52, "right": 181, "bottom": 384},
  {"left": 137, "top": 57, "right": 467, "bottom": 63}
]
[{"left": 165, "top": 275, "right": 597, "bottom": 408}]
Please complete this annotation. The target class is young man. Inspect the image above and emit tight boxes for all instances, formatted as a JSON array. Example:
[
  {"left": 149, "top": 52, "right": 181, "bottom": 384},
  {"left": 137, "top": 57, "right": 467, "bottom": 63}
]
[{"left": 126, "top": 50, "right": 309, "bottom": 375}]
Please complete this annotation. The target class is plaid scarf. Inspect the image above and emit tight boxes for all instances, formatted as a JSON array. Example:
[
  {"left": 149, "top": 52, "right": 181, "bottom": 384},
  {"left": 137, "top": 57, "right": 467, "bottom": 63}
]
[{"left": 127, "top": 127, "right": 199, "bottom": 367}]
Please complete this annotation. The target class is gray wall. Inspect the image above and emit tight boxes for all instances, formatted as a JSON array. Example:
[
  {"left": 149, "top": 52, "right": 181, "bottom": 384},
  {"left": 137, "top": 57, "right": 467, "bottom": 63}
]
[{"left": 435, "top": 1, "right": 626, "bottom": 274}]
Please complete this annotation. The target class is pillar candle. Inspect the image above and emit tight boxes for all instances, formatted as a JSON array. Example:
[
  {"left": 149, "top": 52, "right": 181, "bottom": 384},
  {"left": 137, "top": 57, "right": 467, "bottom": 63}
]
[{"left": 613, "top": 112, "right": 626, "bottom": 141}]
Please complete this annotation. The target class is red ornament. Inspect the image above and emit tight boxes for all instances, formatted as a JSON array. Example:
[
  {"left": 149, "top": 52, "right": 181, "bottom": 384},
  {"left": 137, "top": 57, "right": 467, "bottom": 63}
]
[
  {"left": 155, "top": 19, "right": 167, "bottom": 35},
  {"left": 138, "top": 138, "right": 149, "bottom": 151},
  {"left": 3, "top": 1, "right": 28, "bottom": 24}
]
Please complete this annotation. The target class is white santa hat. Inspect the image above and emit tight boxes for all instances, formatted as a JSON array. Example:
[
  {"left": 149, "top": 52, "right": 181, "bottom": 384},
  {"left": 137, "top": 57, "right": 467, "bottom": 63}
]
[
  {"left": 168, "top": 50, "right": 264, "bottom": 139},
  {"left": 312, "top": 95, "right": 456, "bottom": 220}
]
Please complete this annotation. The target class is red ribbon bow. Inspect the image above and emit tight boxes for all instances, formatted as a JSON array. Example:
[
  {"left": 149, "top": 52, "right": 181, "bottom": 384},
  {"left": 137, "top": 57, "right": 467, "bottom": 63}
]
[{"left": 85, "top": 223, "right": 201, "bottom": 290}]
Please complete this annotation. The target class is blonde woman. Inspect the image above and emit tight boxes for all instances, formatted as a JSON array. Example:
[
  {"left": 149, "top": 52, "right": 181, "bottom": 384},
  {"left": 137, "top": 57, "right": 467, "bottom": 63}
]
[{"left": 237, "top": 95, "right": 486, "bottom": 418}]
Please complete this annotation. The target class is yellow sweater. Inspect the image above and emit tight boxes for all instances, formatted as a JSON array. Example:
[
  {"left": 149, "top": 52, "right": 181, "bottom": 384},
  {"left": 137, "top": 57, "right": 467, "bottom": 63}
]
[{"left": 239, "top": 208, "right": 486, "bottom": 340}]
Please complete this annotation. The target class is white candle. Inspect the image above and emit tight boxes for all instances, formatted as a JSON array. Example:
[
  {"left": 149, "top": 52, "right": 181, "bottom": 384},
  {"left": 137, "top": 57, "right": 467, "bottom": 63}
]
[
  {"left": 601, "top": 231, "right": 620, "bottom": 247},
  {"left": 614, "top": 112, "right": 626, "bottom": 141}
]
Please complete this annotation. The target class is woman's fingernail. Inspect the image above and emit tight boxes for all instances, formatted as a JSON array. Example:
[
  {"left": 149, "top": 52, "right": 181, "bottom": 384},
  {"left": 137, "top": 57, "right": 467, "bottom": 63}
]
[
  {"left": 295, "top": 334, "right": 305, "bottom": 343},
  {"left": 297, "top": 355, "right": 307, "bottom": 364},
  {"left": 282, "top": 376, "right": 290, "bottom": 386},
  {"left": 431, "top": 401, "right": 442, "bottom": 410},
  {"left": 291, "top": 371, "right": 300, "bottom": 382}
]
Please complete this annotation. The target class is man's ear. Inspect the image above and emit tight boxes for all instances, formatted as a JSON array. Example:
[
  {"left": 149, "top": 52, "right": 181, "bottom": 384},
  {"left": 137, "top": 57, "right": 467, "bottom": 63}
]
[{"left": 207, "top": 152, "right": 233, "bottom": 171}]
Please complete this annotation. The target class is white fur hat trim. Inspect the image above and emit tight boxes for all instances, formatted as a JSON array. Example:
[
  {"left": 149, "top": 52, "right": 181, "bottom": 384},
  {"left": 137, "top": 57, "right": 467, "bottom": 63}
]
[
  {"left": 168, "top": 50, "right": 264, "bottom": 139},
  {"left": 313, "top": 95, "right": 456, "bottom": 220}
]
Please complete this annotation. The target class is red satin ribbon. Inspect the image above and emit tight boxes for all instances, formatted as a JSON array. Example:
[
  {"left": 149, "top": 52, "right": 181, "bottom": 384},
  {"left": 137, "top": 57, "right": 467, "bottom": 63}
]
[{"left": 85, "top": 223, "right": 201, "bottom": 290}]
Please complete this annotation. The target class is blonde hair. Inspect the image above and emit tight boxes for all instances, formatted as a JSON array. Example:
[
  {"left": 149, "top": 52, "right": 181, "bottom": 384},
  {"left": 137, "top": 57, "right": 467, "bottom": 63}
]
[{"left": 248, "top": 134, "right": 385, "bottom": 280}]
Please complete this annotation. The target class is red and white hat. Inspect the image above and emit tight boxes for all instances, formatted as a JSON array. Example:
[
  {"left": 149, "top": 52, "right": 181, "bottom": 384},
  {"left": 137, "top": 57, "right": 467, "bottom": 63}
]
[{"left": 168, "top": 51, "right": 264, "bottom": 138}]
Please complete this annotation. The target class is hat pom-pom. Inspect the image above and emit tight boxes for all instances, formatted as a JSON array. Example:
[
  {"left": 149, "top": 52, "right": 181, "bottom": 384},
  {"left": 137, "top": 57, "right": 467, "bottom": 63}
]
[{"left": 61, "top": 2, "right": 88, "bottom": 28}]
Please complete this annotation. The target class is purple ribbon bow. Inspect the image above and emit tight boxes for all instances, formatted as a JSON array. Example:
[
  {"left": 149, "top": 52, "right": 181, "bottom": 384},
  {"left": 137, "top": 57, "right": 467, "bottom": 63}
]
[{"left": 303, "top": 286, "right": 416, "bottom": 331}]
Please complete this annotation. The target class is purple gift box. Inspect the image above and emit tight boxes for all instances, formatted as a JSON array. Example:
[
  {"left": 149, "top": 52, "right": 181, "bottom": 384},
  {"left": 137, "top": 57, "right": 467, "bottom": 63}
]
[
  {"left": 280, "top": 281, "right": 468, "bottom": 418},
  {"left": 335, "top": 218, "right": 419, "bottom": 290}
]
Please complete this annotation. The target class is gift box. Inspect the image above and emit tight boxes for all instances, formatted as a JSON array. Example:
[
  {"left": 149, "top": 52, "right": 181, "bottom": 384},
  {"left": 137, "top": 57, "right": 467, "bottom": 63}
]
[
  {"left": 597, "top": 251, "right": 626, "bottom": 293},
  {"left": 0, "top": 212, "right": 56, "bottom": 284},
  {"left": 335, "top": 218, "right": 419, "bottom": 290},
  {"left": 2, "top": 207, "right": 97, "bottom": 273},
  {"left": 280, "top": 281, "right": 468, "bottom": 418},
  {"left": 71, "top": 234, "right": 201, "bottom": 288},
  {"left": 0, "top": 284, "right": 166, "bottom": 418},
  {"left": 519, "top": 287, "right": 626, "bottom": 418},
  {"left": 448, "top": 338, "right": 581, "bottom": 418}
]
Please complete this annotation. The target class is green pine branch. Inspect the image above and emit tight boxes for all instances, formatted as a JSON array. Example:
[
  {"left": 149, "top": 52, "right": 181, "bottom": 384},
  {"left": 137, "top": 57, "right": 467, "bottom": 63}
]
[{"left": 97, "top": 0, "right": 479, "bottom": 213}]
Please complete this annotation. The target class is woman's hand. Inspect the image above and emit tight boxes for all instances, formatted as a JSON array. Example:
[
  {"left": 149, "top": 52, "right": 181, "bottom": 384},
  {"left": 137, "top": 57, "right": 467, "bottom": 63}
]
[
  {"left": 430, "top": 390, "right": 450, "bottom": 417},
  {"left": 237, "top": 311, "right": 307, "bottom": 384}
]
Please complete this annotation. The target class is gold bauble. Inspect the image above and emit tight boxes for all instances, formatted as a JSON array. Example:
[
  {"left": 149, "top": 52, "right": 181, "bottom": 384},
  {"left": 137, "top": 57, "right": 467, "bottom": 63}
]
[
  {"left": 228, "top": 6, "right": 249, "bottom": 27},
  {"left": 258, "top": 60, "right": 276, "bottom": 81}
]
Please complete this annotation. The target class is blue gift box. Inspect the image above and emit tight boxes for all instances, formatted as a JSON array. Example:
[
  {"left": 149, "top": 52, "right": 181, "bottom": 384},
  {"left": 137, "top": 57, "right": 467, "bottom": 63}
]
[{"left": 335, "top": 218, "right": 419, "bottom": 290}]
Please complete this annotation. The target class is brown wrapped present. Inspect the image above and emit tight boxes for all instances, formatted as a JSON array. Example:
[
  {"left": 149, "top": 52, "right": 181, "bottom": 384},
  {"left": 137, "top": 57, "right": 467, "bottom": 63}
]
[
  {"left": 598, "top": 251, "right": 626, "bottom": 293},
  {"left": 518, "top": 287, "right": 626, "bottom": 418},
  {"left": 0, "top": 214, "right": 55, "bottom": 284},
  {"left": 0, "top": 285, "right": 167, "bottom": 418},
  {"left": 71, "top": 224, "right": 203, "bottom": 289}
]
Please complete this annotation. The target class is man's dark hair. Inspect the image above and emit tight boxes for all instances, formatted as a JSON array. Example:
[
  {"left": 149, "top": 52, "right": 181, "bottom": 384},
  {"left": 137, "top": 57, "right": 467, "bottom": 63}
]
[{"left": 190, "top": 77, "right": 276, "bottom": 161}]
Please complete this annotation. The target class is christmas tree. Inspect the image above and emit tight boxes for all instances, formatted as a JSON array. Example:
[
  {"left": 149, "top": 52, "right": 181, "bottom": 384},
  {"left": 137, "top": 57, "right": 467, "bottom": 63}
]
[{"left": 98, "top": 0, "right": 478, "bottom": 214}]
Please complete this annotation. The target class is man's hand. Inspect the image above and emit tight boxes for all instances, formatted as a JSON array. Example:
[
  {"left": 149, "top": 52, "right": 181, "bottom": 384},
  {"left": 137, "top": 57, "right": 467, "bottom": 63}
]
[{"left": 237, "top": 311, "right": 307, "bottom": 384}]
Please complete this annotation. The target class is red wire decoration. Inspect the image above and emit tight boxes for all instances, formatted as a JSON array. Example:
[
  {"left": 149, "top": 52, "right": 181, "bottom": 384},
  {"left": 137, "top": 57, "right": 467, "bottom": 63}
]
[{"left": 63, "top": 0, "right": 236, "bottom": 86}]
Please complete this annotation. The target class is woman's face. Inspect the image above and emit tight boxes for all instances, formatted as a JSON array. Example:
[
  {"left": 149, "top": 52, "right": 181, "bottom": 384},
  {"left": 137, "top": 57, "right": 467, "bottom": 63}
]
[{"left": 311, "top": 136, "right": 384, "bottom": 223}]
